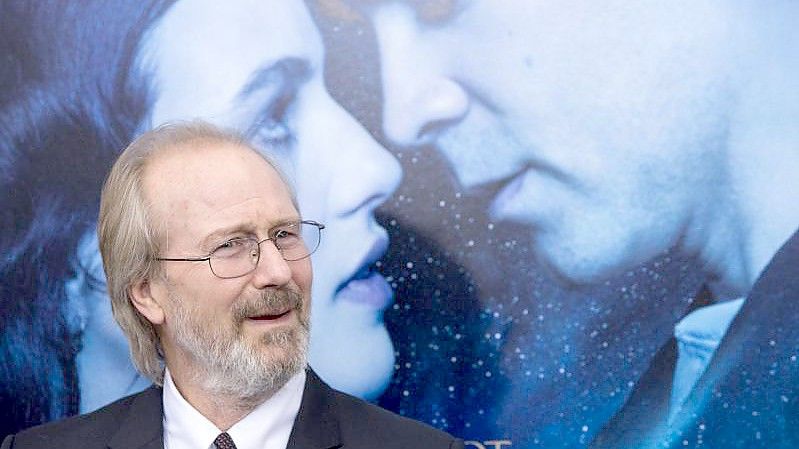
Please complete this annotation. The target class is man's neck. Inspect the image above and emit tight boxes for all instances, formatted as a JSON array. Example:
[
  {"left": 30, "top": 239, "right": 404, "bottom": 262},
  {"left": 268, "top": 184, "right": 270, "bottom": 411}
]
[
  {"left": 691, "top": 181, "right": 798, "bottom": 300},
  {"left": 171, "top": 378, "right": 270, "bottom": 431},
  {"left": 165, "top": 361, "right": 284, "bottom": 431},
  {"left": 700, "top": 83, "right": 799, "bottom": 297},
  {"left": 690, "top": 19, "right": 799, "bottom": 298}
]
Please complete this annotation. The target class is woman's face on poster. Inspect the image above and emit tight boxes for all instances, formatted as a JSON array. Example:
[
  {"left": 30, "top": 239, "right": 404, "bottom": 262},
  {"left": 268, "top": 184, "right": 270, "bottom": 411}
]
[{"left": 72, "top": 0, "right": 402, "bottom": 403}]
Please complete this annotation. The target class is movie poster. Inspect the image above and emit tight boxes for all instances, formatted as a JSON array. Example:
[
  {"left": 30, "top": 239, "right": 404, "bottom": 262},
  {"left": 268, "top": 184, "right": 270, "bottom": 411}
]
[{"left": 2, "top": 1, "right": 797, "bottom": 448}]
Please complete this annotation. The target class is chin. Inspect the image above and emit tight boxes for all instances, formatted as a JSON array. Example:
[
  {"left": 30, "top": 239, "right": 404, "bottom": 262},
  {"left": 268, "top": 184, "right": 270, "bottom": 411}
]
[{"left": 535, "top": 237, "right": 637, "bottom": 287}]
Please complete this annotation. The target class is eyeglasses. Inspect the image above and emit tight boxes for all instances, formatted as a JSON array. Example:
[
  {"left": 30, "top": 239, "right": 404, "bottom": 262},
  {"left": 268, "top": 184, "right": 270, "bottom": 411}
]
[{"left": 155, "top": 220, "right": 324, "bottom": 279}]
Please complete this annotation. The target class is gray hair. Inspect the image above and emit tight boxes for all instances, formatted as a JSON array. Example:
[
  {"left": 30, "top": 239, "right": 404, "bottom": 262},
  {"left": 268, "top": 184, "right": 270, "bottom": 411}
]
[{"left": 97, "top": 120, "right": 296, "bottom": 385}]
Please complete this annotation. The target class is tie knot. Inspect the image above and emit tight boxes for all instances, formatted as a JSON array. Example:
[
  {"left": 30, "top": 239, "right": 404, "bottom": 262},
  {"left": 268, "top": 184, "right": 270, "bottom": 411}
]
[{"left": 214, "top": 432, "right": 237, "bottom": 449}]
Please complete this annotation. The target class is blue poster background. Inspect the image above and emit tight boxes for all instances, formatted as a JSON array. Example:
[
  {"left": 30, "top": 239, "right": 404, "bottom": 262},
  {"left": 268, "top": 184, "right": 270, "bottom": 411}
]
[{"left": 2, "top": 1, "right": 798, "bottom": 448}]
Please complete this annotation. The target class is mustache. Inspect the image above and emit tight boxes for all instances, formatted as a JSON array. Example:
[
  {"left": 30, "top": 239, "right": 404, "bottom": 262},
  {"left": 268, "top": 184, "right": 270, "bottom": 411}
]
[{"left": 232, "top": 288, "right": 304, "bottom": 320}]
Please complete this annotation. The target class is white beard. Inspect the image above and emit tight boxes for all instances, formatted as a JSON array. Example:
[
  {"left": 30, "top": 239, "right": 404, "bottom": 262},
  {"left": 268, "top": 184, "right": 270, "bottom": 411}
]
[{"left": 167, "top": 286, "right": 309, "bottom": 406}]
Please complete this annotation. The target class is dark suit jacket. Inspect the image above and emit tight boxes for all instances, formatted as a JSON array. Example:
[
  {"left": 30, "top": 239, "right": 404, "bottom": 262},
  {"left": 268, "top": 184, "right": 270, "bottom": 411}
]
[
  {"left": 2, "top": 369, "right": 464, "bottom": 449},
  {"left": 591, "top": 229, "right": 799, "bottom": 449}
]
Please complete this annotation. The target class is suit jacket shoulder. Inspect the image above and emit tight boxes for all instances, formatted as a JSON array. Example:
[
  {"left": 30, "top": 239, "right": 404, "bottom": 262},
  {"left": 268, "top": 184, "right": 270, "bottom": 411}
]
[
  {"left": 591, "top": 228, "right": 799, "bottom": 449},
  {"left": 3, "top": 369, "right": 462, "bottom": 449},
  {"left": 290, "top": 369, "right": 463, "bottom": 449},
  {"left": 2, "top": 386, "right": 163, "bottom": 449}
]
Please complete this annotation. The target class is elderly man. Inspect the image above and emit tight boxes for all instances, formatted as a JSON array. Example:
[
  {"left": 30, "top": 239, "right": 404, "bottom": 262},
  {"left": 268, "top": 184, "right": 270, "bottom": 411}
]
[
  {"left": 0, "top": 122, "right": 462, "bottom": 449},
  {"left": 347, "top": 0, "right": 799, "bottom": 447}
]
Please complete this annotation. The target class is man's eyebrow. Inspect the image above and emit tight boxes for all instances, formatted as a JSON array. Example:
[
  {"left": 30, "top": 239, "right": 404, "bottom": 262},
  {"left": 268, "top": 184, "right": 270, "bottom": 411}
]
[
  {"left": 198, "top": 216, "right": 303, "bottom": 251},
  {"left": 199, "top": 224, "right": 256, "bottom": 251},
  {"left": 237, "top": 57, "right": 312, "bottom": 101}
]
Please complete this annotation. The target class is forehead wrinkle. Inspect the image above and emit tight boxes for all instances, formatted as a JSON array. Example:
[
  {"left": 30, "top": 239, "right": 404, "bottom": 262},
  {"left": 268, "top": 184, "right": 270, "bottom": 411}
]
[
  {"left": 192, "top": 195, "right": 296, "bottom": 225},
  {"left": 190, "top": 194, "right": 299, "bottom": 242},
  {"left": 145, "top": 150, "right": 286, "bottom": 243}
]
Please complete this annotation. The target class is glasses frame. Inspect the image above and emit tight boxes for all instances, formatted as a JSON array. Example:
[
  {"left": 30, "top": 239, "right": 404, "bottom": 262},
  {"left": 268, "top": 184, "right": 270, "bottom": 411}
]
[{"left": 154, "top": 220, "right": 325, "bottom": 279}]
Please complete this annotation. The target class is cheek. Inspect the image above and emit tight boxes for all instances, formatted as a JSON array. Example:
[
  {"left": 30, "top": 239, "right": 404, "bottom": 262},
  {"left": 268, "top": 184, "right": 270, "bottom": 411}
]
[
  {"left": 165, "top": 276, "right": 241, "bottom": 316},
  {"left": 291, "top": 258, "right": 314, "bottom": 297}
]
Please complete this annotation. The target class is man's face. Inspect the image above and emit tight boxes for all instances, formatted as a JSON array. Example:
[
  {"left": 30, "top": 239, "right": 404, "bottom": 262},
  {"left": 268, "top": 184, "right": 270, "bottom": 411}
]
[
  {"left": 142, "top": 0, "right": 402, "bottom": 398},
  {"left": 366, "top": 0, "right": 738, "bottom": 283},
  {"left": 144, "top": 142, "right": 313, "bottom": 397}
]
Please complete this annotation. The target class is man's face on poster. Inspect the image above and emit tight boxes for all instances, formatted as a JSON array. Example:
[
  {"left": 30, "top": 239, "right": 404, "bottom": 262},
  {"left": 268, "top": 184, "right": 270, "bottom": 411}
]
[{"left": 365, "top": 0, "right": 739, "bottom": 284}]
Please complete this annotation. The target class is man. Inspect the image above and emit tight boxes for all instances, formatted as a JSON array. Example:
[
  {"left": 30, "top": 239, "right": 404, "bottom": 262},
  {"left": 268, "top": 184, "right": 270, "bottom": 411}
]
[
  {"left": 1, "top": 122, "right": 462, "bottom": 449},
  {"left": 2, "top": 1, "right": 408, "bottom": 437},
  {"left": 349, "top": 1, "right": 799, "bottom": 447}
]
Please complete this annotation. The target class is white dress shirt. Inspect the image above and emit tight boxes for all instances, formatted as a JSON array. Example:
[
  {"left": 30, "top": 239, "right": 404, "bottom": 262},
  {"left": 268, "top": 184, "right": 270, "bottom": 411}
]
[
  {"left": 669, "top": 298, "right": 745, "bottom": 422},
  {"left": 163, "top": 369, "right": 306, "bottom": 449}
]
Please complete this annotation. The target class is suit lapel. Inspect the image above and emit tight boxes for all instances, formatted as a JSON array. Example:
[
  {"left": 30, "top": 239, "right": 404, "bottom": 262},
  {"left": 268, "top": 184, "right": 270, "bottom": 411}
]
[
  {"left": 670, "top": 228, "right": 799, "bottom": 447},
  {"left": 102, "top": 369, "right": 341, "bottom": 449},
  {"left": 286, "top": 369, "right": 342, "bottom": 449},
  {"left": 589, "top": 337, "right": 678, "bottom": 449},
  {"left": 108, "top": 386, "right": 164, "bottom": 449},
  {"left": 589, "top": 286, "right": 714, "bottom": 448},
  {"left": 592, "top": 229, "right": 799, "bottom": 448}
]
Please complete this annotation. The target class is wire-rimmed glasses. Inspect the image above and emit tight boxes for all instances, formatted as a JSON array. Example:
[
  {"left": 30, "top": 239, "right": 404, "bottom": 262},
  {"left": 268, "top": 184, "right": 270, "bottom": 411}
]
[{"left": 155, "top": 220, "right": 324, "bottom": 279}]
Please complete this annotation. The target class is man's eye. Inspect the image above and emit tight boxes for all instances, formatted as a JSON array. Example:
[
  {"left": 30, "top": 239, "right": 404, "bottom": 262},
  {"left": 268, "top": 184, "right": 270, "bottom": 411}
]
[
  {"left": 213, "top": 239, "right": 251, "bottom": 258},
  {"left": 274, "top": 229, "right": 296, "bottom": 239},
  {"left": 273, "top": 227, "right": 301, "bottom": 247}
]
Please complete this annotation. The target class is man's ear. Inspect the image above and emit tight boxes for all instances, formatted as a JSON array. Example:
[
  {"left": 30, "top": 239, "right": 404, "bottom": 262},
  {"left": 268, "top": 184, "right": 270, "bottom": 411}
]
[{"left": 129, "top": 278, "right": 166, "bottom": 325}]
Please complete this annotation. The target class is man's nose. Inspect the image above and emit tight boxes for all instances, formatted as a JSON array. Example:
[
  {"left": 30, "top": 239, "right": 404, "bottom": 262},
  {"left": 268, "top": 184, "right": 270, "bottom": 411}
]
[
  {"left": 250, "top": 241, "right": 292, "bottom": 289},
  {"left": 373, "top": 5, "right": 469, "bottom": 148}
]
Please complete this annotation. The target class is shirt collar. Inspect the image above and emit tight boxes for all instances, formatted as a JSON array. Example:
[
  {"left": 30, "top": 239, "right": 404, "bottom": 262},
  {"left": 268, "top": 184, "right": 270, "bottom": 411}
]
[
  {"left": 670, "top": 297, "right": 745, "bottom": 419},
  {"left": 163, "top": 368, "right": 306, "bottom": 449},
  {"left": 674, "top": 297, "right": 745, "bottom": 350}
]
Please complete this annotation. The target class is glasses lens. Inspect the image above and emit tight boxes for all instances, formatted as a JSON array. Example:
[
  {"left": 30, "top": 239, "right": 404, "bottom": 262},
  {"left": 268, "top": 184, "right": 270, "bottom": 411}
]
[
  {"left": 280, "top": 222, "right": 322, "bottom": 261},
  {"left": 207, "top": 222, "right": 323, "bottom": 278},
  {"left": 209, "top": 238, "right": 259, "bottom": 279}
]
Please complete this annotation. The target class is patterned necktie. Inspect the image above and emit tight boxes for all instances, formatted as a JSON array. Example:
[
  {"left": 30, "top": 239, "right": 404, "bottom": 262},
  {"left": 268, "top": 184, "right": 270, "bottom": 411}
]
[{"left": 214, "top": 432, "right": 237, "bottom": 449}]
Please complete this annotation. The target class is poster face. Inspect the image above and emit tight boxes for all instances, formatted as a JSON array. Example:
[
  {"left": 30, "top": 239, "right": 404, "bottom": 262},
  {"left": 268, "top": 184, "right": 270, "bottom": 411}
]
[{"left": 1, "top": 1, "right": 798, "bottom": 448}]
